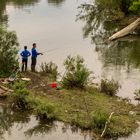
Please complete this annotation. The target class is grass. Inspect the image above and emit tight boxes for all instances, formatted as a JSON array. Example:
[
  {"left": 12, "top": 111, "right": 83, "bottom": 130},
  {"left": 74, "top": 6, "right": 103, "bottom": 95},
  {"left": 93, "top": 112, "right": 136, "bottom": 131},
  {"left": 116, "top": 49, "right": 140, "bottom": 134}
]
[
  {"left": 31, "top": 86, "right": 140, "bottom": 139},
  {"left": 5, "top": 72, "right": 140, "bottom": 139}
]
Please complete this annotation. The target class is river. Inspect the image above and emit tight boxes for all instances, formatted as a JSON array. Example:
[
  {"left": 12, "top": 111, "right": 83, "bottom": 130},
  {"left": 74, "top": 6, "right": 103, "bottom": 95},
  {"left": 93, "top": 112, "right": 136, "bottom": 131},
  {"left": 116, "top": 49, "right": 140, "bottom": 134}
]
[{"left": 0, "top": 0, "right": 140, "bottom": 139}]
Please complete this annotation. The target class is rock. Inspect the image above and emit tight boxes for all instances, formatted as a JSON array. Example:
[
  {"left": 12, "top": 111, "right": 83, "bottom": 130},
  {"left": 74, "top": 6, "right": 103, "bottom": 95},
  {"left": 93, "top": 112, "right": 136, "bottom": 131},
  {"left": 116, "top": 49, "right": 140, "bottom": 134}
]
[
  {"left": 21, "top": 78, "right": 31, "bottom": 81},
  {"left": 129, "top": 111, "right": 136, "bottom": 116}
]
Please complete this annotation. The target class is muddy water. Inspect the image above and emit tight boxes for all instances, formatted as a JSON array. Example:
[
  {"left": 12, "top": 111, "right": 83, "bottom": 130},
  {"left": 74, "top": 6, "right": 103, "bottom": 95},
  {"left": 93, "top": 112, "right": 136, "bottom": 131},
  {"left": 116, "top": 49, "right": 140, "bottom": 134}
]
[{"left": 0, "top": 0, "right": 140, "bottom": 139}]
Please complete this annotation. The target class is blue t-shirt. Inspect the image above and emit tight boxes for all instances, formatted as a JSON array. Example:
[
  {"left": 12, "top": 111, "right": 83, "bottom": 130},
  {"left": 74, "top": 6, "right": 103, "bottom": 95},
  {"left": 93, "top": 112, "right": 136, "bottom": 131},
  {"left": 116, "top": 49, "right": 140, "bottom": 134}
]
[
  {"left": 31, "top": 48, "right": 40, "bottom": 58},
  {"left": 20, "top": 50, "right": 31, "bottom": 59}
]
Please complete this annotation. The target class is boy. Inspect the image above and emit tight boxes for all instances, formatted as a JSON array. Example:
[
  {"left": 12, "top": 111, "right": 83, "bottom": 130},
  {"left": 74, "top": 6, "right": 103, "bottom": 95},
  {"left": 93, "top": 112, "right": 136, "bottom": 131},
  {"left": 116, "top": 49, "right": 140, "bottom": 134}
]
[{"left": 20, "top": 46, "right": 31, "bottom": 72}]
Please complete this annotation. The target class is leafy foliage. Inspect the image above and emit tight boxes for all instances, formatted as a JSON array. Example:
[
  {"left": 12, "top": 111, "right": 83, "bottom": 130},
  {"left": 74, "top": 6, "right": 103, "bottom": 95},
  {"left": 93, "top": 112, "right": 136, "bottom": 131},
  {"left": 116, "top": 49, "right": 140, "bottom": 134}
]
[
  {"left": 0, "top": 28, "right": 19, "bottom": 77},
  {"left": 100, "top": 79, "right": 120, "bottom": 96},
  {"left": 62, "top": 55, "right": 92, "bottom": 89},
  {"left": 36, "top": 103, "right": 56, "bottom": 120},
  {"left": 11, "top": 81, "right": 56, "bottom": 119},
  {"left": 129, "top": 0, "right": 140, "bottom": 14},
  {"left": 12, "top": 81, "right": 31, "bottom": 110},
  {"left": 40, "top": 61, "right": 58, "bottom": 81}
]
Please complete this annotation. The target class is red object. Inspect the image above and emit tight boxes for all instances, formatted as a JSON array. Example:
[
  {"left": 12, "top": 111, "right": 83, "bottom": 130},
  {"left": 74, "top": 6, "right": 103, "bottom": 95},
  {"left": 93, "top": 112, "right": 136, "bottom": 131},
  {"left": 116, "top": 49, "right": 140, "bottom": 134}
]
[{"left": 51, "top": 83, "right": 57, "bottom": 88}]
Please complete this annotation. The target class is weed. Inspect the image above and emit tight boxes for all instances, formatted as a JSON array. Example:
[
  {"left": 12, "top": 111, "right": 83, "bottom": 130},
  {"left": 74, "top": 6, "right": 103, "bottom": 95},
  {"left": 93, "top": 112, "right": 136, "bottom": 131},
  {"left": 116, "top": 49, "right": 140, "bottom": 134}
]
[
  {"left": 36, "top": 102, "right": 56, "bottom": 120},
  {"left": 91, "top": 110, "right": 109, "bottom": 130},
  {"left": 40, "top": 61, "right": 58, "bottom": 81},
  {"left": 100, "top": 79, "right": 120, "bottom": 96}
]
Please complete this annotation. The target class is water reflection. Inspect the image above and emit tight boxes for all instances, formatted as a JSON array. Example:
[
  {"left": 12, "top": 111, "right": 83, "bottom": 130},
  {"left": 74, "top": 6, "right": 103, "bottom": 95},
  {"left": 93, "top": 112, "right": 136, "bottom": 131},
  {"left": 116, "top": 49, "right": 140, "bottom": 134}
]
[
  {"left": 7, "top": 0, "right": 40, "bottom": 6},
  {"left": 97, "top": 37, "right": 140, "bottom": 70},
  {"left": 77, "top": 0, "right": 140, "bottom": 71},
  {"left": 0, "top": 0, "right": 40, "bottom": 26},
  {"left": 47, "top": 0, "right": 65, "bottom": 7},
  {"left": 0, "top": 0, "right": 8, "bottom": 26},
  {"left": 0, "top": 104, "right": 92, "bottom": 140},
  {"left": 77, "top": 0, "right": 122, "bottom": 44}
]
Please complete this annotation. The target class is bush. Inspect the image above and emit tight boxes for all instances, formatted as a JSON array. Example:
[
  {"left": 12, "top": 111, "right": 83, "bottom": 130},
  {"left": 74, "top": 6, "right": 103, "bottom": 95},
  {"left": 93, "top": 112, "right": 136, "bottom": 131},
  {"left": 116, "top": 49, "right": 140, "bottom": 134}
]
[
  {"left": 62, "top": 55, "right": 92, "bottom": 89},
  {"left": 13, "top": 88, "right": 32, "bottom": 110},
  {"left": 36, "top": 103, "right": 56, "bottom": 120},
  {"left": 129, "top": 0, "right": 140, "bottom": 14},
  {"left": 91, "top": 110, "right": 109, "bottom": 130},
  {"left": 12, "top": 81, "right": 56, "bottom": 119},
  {"left": 134, "top": 89, "right": 140, "bottom": 100},
  {"left": 100, "top": 79, "right": 120, "bottom": 96},
  {"left": 40, "top": 61, "right": 58, "bottom": 81},
  {"left": 0, "top": 28, "right": 19, "bottom": 77}
]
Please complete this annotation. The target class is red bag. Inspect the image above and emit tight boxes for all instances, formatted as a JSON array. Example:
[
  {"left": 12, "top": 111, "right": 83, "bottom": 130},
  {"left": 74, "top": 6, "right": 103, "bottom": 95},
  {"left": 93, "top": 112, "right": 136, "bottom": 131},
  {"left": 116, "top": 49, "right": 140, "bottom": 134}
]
[{"left": 51, "top": 83, "right": 57, "bottom": 88}]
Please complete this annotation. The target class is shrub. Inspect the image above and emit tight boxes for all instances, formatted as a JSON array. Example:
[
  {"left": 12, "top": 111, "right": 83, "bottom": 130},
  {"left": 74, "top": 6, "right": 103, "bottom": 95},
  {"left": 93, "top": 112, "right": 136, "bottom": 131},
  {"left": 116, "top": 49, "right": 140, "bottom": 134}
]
[
  {"left": 129, "top": 0, "right": 140, "bottom": 14},
  {"left": 134, "top": 89, "right": 140, "bottom": 100},
  {"left": 62, "top": 55, "right": 92, "bottom": 89},
  {"left": 12, "top": 88, "right": 31, "bottom": 110},
  {"left": 40, "top": 61, "right": 58, "bottom": 81},
  {"left": 100, "top": 79, "right": 120, "bottom": 96},
  {"left": 11, "top": 81, "right": 57, "bottom": 120},
  {"left": 0, "top": 28, "right": 19, "bottom": 77},
  {"left": 11, "top": 81, "right": 32, "bottom": 110},
  {"left": 36, "top": 103, "right": 56, "bottom": 120},
  {"left": 91, "top": 110, "right": 109, "bottom": 130}
]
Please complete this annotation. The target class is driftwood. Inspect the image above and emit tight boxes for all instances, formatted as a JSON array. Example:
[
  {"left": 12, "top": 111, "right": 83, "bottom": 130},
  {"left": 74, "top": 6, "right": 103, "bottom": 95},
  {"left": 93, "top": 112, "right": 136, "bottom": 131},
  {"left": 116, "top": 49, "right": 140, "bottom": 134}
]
[
  {"left": 101, "top": 112, "right": 114, "bottom": 138},
  {"left": 109, "top": 18, "right": 140, "bottom": 41}
]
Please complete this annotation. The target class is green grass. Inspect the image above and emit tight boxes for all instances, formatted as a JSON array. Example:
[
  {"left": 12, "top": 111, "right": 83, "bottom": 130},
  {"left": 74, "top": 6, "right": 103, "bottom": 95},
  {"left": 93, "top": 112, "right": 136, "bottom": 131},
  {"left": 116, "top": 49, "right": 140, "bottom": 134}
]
[
  {"left": 8, "top": 76, "right": 140, "bottom": 139},
  {"left": 32, "top": 86, "right": 139, "bottom": 138}
]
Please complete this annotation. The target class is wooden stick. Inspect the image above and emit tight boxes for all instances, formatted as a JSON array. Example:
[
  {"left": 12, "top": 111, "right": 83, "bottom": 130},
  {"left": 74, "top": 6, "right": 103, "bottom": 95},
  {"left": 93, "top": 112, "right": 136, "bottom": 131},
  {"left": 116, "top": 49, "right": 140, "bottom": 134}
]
[{"left": 101, "top": 112, "right": 114, "bottom": 138}]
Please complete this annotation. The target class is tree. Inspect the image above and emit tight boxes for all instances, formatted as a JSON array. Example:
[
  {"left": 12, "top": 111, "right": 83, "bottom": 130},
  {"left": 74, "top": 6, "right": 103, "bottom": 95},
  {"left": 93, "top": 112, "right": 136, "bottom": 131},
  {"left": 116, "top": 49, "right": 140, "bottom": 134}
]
[{"left": 0, "top": 28, "right": 19, "bottom": 77}]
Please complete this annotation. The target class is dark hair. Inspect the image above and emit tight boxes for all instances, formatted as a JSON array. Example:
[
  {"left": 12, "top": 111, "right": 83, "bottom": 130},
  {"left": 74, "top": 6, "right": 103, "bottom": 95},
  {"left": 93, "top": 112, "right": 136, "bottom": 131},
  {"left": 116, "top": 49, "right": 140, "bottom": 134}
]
[
  {"left": 33, "top": 43, "right": 36, "bottom": 46},
  {"left": 24, "top": 46, "right": 27, "bottom": 50}
]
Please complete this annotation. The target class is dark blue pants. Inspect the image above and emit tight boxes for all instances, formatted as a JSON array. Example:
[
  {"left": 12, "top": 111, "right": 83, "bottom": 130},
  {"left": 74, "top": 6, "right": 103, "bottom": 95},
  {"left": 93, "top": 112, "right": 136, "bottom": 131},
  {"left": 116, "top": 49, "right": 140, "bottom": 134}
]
[{"left": 22, "top": 59, "right": 28, "bottom": 72}]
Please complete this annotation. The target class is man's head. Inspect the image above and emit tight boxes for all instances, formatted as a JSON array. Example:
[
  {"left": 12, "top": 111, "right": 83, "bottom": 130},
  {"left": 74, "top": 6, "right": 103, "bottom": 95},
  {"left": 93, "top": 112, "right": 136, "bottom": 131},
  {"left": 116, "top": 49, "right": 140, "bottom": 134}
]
[
  {"left": 33, "top": 43, "right": 36, "bottom": 48},
  {"left": 24, "top": 46, "right": 27, "bottom": 50}
]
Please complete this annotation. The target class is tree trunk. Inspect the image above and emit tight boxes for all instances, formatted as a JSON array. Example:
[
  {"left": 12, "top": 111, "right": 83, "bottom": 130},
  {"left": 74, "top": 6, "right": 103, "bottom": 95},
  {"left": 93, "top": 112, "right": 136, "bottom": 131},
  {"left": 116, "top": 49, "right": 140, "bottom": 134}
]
[{"left": 108, "top": 18, "right": 140, "bottom": 41}]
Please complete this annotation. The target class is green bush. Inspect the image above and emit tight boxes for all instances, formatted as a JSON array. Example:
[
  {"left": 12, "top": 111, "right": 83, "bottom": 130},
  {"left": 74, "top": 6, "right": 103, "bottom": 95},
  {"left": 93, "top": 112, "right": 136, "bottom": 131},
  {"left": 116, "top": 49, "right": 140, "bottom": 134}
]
[
  {"left": 36, "top": 103, "right": 56, "bottom": 120},
  {"left": 129, "top": 0, "right": 140, "bottom": 14},
  {"left": 62, "top": 55, "right": 92, "bottom": 89},
  {"left": 11, "top": 81, "right": 35, "bottom": 110},
  {"left": 11, "top": 81, "right": 56, "bottom": 119},
  {"left": 91, "top": 110, "right": 109, "bottom": 130},
  {"left": 0, "top": 28, "right": 19, "bottom": 77},
  {"left": 100, "top": 79, "right": 120, "bottom": 96},
  {"left": 40, "top": 61, "right": 58, "bottom": 81},
  {"left": 12, "top": 87, "right": 31, "bottom": 110}
]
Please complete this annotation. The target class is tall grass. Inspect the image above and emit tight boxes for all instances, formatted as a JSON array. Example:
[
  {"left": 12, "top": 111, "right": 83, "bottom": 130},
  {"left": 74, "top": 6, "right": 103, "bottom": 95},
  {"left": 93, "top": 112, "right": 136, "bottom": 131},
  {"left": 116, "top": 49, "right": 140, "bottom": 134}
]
[
  {"left": 40, "top": 61, "right": 58, "bottom": 81},
  {"left": 100, "top": 79, "right": 120, "bottom": 96},
  {"left": 91, "top": 110, "right": 109, "bottom": 130}
]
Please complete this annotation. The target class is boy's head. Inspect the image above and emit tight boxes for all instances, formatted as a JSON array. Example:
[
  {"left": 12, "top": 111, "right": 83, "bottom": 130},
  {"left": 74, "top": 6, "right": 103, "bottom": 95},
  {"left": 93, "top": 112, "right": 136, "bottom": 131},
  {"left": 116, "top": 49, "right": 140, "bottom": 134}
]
[
  {"left": 33, "top": 43, "right": 36, "bottom": 48},
  {"left": 24, "top": 46, "right": 27, "bottom": 50}
]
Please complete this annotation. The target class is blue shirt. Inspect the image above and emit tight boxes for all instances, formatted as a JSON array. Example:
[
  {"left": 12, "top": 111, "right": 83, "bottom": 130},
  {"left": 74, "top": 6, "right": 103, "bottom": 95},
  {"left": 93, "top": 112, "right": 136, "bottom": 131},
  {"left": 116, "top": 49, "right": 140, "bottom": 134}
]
[
  {"left": 31, "top": 48, "right": 40, "bottom": 58},
  {"left": 20, "top": 50, "right": 31, "bottom": 59}
]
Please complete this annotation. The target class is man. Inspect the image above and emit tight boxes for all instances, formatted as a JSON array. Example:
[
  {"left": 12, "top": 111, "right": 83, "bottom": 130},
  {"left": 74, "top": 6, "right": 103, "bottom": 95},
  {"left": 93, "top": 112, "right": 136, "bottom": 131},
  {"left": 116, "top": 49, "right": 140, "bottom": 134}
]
[
  {"left": 20, "top": 46, "right": 31, "bottom": 72},
  {"left": 31, "top": 43, "right": 43, "bottom": 72}
]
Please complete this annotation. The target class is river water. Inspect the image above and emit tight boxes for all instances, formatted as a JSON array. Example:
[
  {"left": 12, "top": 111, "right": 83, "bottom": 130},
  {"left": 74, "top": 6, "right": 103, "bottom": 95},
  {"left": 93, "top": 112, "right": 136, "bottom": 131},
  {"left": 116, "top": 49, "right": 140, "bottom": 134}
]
[
  {"left": 5, "top": 0, "right": 140, "bottom": 102},
  {"left": 0, "top": 0, "right": 140, "bottom": 139}
]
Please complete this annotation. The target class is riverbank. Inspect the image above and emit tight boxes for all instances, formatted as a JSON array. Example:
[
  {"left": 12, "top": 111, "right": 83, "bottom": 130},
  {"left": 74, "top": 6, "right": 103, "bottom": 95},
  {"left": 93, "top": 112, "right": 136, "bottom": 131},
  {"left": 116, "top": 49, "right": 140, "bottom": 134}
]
[{"left": 1, "top": 72, "right": 140, "bottom": 139}]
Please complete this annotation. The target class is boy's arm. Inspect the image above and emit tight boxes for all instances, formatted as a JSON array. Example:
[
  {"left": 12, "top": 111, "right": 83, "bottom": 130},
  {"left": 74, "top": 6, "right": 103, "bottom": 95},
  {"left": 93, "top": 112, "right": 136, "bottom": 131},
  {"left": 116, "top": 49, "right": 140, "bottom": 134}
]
[
  {"left": 28, "top": 51, "right": 31, "bottom": 56},
  {"left": 20, "top": 52, "right": 23, "bottom": 56}
]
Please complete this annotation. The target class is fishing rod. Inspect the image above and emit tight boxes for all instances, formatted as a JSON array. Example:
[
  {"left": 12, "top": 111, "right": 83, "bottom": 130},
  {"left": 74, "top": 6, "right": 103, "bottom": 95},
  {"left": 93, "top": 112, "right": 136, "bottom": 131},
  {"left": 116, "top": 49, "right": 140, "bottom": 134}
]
[{"left": 41, "top": 48, "right": 58, "bottom": 54}]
